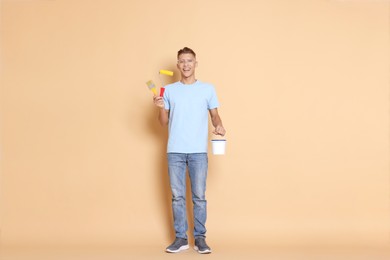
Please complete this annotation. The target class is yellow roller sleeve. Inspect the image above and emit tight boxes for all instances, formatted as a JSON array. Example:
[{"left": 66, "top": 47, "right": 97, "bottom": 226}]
[{"left": 159, "top": 70, "right": 174, "bottom": 76}]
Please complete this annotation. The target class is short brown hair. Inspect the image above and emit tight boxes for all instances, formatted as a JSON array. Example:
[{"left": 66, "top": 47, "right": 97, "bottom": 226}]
[{"left": 177, "top": 47, "right": 196, "bottom": 59}]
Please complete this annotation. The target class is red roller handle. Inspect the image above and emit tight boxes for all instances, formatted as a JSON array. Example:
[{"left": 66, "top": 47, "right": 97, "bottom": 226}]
[{"left": 160, "top": 87, "right": 165, "bottom": 97}]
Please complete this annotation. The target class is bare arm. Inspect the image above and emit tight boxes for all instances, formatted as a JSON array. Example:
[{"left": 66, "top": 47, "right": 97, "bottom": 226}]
[
  {"left": 209, "top": 108, "right": 226, "bottom": 136},
  {"left": 153, "top": 96, "right": 169, "bottom": 126}
]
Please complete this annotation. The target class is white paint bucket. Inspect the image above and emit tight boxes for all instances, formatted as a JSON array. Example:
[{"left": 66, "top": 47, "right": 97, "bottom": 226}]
[{"left": 211, "top": 139, "right": 226, "bottom": 155}]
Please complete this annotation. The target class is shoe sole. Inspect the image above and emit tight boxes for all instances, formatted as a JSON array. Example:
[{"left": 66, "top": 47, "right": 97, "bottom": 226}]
[
  {"left": 166, "top": 244, "right": 189, "bottom": 253},
  {"left": 194, "top": 246, "right": 212, "bottom": 254}
]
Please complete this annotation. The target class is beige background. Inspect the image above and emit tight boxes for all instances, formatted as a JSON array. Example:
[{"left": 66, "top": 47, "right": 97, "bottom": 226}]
[{"left": 0, "top": 0, "right": 389, "bottom": 253}]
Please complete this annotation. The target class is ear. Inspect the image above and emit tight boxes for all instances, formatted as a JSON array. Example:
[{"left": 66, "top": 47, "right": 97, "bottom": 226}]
[
  {"left": 177, "top": 63, "right": 180, "bottom": 69},
  {"left": 195, "top": 61, "right": 198, "bottom": 67}
]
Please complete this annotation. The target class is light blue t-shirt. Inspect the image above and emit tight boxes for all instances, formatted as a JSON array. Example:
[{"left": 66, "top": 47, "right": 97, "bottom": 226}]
[{"left": 163, "top": 80, "right": 219, "bottom": 153}]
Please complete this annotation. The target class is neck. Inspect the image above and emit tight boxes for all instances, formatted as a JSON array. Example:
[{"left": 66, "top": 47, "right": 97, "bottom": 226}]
[{"left": 180, "top": 76, "right": 196, "bottom": 85}]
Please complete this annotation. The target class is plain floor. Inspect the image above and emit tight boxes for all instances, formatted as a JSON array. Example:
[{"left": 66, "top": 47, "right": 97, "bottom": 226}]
[{"left": 1, "top": 246, "right": 390, "bottom": 260}]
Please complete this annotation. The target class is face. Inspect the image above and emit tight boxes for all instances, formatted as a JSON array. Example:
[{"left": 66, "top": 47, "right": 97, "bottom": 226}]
[{"left": 177, "top": 53, "right": 197, "bottom": 79}]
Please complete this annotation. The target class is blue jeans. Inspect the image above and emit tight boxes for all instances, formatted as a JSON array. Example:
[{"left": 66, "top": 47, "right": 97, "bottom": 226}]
[{"left": 167, "top": 153, "right": 208, "bottom": 239}]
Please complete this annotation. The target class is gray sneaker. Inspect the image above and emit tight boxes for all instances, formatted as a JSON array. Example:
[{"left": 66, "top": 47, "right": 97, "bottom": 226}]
[
  {"left": 194, "top": 237, "right": 212, "bottom": 254},
  {"left": 166, "top": 238, "right": 189, "bottom": 253}
]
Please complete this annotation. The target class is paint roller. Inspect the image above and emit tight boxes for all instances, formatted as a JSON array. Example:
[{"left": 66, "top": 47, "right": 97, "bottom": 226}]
[{"left": 159, "top": 70, "right": 174, "bottom": 97}]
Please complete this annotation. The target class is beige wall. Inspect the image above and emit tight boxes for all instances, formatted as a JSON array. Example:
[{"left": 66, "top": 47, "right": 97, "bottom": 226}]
[{"left": 0, "top": 0, "right": 389, "bottom": 249}]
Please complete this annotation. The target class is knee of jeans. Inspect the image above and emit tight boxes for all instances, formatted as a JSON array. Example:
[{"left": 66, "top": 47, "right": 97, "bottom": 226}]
[
  {"left": 192, "top": 189, "right": 206, "bottom": 201},
  {"left": 171, "top": 188, "right": 185, "bottom": 200},
  {"left": 192, "top": 197, "right": 207, "bottom": 208}
]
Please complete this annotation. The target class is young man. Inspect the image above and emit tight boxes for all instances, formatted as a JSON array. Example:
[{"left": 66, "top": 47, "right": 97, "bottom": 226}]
[{"left": 153, "top": 47, "right": 226, "bottom": 254}]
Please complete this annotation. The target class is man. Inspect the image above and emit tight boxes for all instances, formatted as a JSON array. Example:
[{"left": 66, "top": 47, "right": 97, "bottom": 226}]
[{"left": 153, "top": 47, "right": 226, "bottom": 254}]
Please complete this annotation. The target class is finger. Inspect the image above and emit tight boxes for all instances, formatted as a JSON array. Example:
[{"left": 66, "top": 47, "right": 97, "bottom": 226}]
[
  {"left": 213, "top": 130, "right": 221, "bottom": 136},
  {"left": 218, "top": 129, "right": 225, "bottom": 136}
]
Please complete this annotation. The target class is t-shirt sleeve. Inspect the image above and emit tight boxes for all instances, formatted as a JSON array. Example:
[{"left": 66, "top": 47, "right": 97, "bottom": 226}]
[{"left": 208, "top": 85, "right": 219, "bottom": 109}]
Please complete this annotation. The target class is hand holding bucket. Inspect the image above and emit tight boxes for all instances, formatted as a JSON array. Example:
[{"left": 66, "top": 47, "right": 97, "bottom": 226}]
[{"left": 211, "top": 124, "right": 226, "bottom": 155}]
